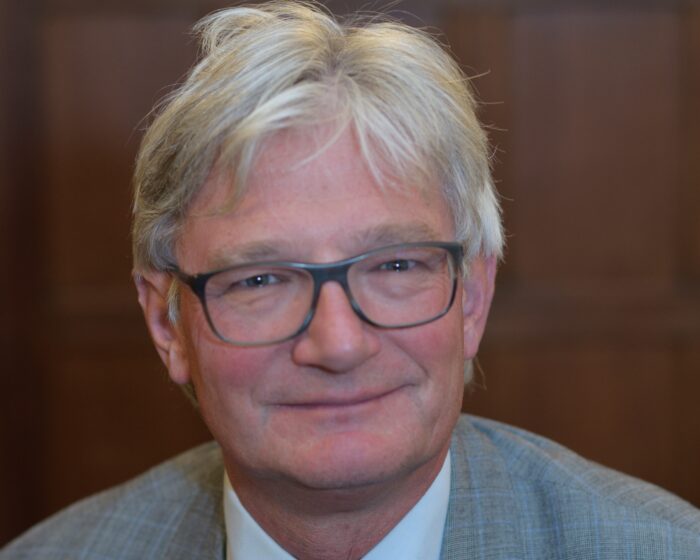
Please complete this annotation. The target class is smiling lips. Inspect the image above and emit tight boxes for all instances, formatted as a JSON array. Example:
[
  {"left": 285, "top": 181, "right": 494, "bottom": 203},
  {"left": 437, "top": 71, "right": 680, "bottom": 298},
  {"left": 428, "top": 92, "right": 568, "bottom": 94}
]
[{"left": 280, "top": 386, "right": 406, "bottom": 410}]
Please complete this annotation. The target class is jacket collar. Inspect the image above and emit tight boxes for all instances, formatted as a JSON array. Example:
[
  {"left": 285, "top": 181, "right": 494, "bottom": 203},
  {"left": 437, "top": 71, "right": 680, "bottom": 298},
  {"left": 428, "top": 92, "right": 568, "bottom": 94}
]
[
  {"left": 163, "top": 443, "right": 226, "bottom": 559},
  {"left": 440, "top": 416, "right": 526, "bottom": 559}
]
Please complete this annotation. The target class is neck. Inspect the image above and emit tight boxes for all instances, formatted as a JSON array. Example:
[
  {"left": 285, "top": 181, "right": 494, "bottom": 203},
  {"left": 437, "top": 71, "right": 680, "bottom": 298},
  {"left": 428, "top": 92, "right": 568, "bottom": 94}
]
[{"left": 226, "top": 448, "right": 448, "bottom": 560}]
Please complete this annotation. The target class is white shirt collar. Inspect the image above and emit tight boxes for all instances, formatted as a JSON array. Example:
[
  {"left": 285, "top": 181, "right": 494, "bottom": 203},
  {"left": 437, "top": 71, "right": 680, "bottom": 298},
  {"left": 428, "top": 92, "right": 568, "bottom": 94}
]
[{"left": 223, "top": 451, "right": 451, "bottom": 560}]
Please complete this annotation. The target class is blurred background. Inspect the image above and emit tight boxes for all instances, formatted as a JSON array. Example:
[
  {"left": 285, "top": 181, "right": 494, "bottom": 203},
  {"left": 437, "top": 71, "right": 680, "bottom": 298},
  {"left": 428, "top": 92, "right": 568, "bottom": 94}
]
[{"left": 2, "top": 0, "right": 699, "bottom": 545}]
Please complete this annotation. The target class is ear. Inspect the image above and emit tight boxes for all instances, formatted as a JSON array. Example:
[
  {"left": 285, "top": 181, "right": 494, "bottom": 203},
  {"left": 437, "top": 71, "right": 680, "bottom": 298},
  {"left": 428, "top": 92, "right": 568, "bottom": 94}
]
[
  {"left": 462, "top": 256, "right": 497, "bottom": 360},
  {"left": 134, "top": 270, "right": 192, "bottom": 385}
]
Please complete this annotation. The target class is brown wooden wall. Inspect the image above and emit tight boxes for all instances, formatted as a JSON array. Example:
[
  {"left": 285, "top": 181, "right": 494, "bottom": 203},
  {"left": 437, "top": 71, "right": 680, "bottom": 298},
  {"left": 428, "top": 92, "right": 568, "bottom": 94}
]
[
  {"left": 2, "top": 0, "right": 699, "bottom": 545},
  {"left": 449, "top": 3, "right": 700, "bottom": 506}
]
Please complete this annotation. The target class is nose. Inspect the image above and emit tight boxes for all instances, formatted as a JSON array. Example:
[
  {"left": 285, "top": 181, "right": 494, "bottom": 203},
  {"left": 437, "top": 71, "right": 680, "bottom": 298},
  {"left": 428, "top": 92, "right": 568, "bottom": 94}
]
[{"left": 291, "top": 281, "right": 380, "bottom": 373}]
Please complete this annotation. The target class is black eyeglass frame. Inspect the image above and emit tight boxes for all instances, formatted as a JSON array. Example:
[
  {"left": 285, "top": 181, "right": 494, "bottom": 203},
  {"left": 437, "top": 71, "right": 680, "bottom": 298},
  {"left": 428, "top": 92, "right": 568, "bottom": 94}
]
[{"left": 167, "top": 241, "right": 464, "bottom": 347}]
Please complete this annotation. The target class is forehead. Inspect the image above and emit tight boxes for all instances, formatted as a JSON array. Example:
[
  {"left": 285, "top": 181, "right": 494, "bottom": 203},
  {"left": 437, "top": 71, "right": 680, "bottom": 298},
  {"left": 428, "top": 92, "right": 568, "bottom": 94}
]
[{"left": 177, "top": 127, "right": 455, "bottom": 268}]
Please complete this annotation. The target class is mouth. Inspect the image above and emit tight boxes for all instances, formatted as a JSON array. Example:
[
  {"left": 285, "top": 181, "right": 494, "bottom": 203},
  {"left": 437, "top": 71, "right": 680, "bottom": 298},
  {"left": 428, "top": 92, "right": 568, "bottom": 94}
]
[{"left": 278, "top": 386, "right": 406, "bottom": 410}]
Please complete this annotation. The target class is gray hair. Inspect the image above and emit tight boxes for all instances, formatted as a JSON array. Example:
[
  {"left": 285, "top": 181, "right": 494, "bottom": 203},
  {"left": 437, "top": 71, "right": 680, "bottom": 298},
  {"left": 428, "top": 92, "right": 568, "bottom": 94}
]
[{"left": 132, "top": 0, "right": 503, "bottom": 274}]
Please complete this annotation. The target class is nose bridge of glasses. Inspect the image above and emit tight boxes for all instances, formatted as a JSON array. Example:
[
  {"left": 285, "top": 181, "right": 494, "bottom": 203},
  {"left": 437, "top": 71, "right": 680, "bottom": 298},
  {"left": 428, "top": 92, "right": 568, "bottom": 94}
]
[
  {"left": 306, "top": 260, "right": 351, "bottom": 290},
  {"left": 307, "top": 261, "right": 365, "bottom": 319}
]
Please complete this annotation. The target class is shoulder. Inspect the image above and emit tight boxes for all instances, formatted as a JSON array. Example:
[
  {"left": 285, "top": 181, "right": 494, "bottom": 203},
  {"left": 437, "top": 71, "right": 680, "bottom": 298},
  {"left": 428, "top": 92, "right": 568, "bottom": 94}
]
[
  {"left": 445, "top": 415, "right": 700, "bottom": 559},
  {"left": 1, "top": 442, "right": 225, "bottom": 560}
]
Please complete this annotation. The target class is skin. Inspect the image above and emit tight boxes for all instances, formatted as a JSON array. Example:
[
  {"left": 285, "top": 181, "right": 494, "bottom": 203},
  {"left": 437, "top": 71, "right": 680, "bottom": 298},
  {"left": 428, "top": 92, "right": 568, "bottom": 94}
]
[{"left": 136, "top": 127, "right": 496, "bottom": 559}]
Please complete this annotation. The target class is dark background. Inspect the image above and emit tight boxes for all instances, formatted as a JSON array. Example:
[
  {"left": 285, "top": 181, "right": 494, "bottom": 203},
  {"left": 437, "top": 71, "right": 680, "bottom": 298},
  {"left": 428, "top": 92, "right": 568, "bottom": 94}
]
[{"left": 2, "top": 0, "right": 699, "bottom": 545}]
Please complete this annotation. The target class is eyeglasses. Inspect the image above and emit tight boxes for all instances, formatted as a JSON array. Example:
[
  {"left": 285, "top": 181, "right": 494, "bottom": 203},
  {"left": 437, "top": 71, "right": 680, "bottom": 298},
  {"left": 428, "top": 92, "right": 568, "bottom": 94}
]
[{"left": 168, "top": 241, "right": 463, "bottom": 347}]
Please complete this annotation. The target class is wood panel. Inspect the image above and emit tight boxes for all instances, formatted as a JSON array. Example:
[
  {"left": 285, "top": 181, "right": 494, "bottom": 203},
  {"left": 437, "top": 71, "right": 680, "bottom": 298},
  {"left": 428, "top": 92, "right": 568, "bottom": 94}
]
[
  {"left": 44, "top": 319, "right": 209, "bottom": 514},
  {"left": 672, "top": 342, "right": 700, "bottom": 500},
  {"left": 36, "top": 14, "right": 211, "bottom": 526},
  {"left": 472, "top": 342, "right": 678, "bottom": 486},
  {"left": 683, "top": 7, "right": 700, "bottom": 280},
  {"left": 0, "top": 0, "right": 46, "bottom": 545},
  {"left": 446, "top": 5, "right": 700, "bottom": 507},
  {"left": 510, "top": 11, "right": 678, "bottom": 297},
  {"left": 43, "top": 16, "right": 193, "bottom": 299}
]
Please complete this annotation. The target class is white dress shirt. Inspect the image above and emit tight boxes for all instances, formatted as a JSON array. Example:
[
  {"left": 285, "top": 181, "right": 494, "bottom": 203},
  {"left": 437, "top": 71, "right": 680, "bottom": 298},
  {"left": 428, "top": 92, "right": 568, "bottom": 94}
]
[{"left": 224, "top": 452, "right": 451, "bottom": 560}]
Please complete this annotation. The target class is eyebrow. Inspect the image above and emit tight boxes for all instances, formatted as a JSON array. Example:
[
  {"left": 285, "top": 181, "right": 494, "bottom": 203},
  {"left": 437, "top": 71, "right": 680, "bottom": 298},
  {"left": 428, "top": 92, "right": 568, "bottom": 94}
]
[
  {"left": 347, "top": 223, "right": 446, "bottom": 248},
  {"left": 207, "top": 222, "right": 448, "bottom": 269},
  {"left": 208, "top": 242, "right": 284, "bottom": 269}
]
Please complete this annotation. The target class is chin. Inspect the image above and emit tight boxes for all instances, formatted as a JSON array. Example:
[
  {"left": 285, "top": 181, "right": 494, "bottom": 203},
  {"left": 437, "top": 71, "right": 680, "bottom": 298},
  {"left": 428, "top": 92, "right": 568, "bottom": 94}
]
[{"left": 276, "top": 430, "right": 435, "bottom": 491}]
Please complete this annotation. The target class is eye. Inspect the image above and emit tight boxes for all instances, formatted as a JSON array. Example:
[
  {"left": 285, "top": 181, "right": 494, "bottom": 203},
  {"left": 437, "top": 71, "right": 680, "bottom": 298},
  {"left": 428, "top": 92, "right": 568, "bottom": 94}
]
[
  {"left": 378, "top": 259, "right": 415, "bottom": 272},
  {"left": 240, "top": 273, "right": 282, "bottom": 288}
]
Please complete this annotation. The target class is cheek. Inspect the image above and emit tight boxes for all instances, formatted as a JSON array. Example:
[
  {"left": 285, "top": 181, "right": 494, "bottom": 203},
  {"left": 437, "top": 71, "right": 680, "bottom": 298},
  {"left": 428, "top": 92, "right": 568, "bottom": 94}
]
[
  {"left": 187, "top": 345, "right": 281, "bottom": 465},
  {"left": 180, "top": 315, "right": 280, "bottom": 435},
  {"left": 191, "top": 345, "right": 275, "bottom": 407},
  {"left": 385, "top": 314, "right": 465, "bottom": 455},
  {"left": 391, "top": 310, "right": 466, "bottom": 401},
  {"left": 402, "top": 309, "right": 464, "bottom": 366}
]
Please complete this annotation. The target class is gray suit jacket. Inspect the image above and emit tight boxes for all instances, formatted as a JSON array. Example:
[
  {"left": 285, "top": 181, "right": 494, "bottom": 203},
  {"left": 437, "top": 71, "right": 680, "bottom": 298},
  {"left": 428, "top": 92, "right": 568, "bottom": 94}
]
[{"left": 3, "top": 415, "right": 699, "bottom": 559}]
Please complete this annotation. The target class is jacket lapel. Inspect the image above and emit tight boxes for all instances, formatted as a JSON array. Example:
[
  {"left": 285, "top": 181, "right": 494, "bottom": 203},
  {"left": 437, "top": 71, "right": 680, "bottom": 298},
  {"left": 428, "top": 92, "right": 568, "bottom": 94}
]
[
  {"left": 440, "top": 417, "right": 526, "bottom": 560},
  {"left": 162, "top": 445, "right": 227, "bottom": 559}
]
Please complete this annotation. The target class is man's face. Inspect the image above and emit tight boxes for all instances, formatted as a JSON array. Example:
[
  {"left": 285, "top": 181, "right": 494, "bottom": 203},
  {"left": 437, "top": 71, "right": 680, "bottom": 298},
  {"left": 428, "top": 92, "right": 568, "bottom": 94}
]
[{"left": 141, "top": 128, "right": 493, "bottom": 492}]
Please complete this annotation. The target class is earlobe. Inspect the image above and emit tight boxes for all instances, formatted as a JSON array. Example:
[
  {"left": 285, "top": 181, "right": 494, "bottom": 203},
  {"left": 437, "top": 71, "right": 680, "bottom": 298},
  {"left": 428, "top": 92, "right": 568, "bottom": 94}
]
[
  {"left": 462, "top": 256, "right": 497, "bottom": 360},
  {"left": 134, "top": 270, "right": 191, "bottom": 385}
]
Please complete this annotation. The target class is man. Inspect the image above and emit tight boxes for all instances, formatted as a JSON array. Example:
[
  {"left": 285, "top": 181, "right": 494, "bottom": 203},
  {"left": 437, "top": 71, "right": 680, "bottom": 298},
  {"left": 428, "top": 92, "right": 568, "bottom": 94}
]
[{"left": 3, "top": 2, "right": 699, "bottom": 559}]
